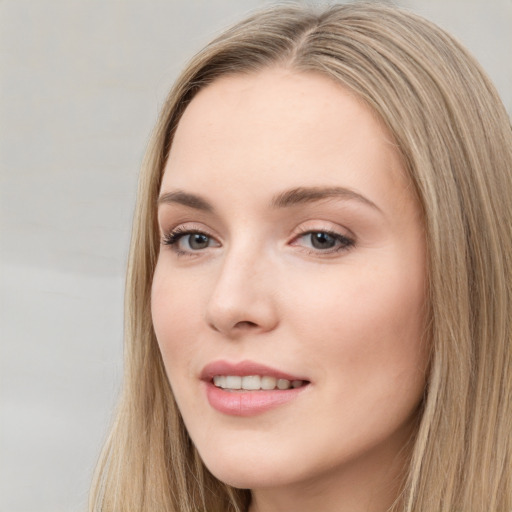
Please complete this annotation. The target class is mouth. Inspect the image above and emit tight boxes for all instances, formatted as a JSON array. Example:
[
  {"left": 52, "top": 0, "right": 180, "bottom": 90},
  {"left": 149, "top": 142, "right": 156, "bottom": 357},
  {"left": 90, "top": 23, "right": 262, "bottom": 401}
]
[
  {"left": 212, "top": 375, "right": 307, "bottom": 391},
  {"left": 201, "top": 360, "right": 310, "bottom": 416}
]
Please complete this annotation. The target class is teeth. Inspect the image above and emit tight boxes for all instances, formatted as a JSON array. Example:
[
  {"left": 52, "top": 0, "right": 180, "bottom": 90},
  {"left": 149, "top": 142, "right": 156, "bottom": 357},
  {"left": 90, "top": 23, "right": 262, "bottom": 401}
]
[
  {"left": 225, "top": 376, "right": 242, "bottom": 389},
  {"left": 213, "top": 375, "right": 225, "bottom": 388},
  {"left": 213, "top": 375, "right": 305, "bottom": 391},
  {"left": 242, "top": 375, "right": 261, "bottom": 390},
  {"left": 275, "top": 379, "right": 287, "bottom": 389},
  {"left": 261, "top": 376, "right": 277, "bottom": 390}
]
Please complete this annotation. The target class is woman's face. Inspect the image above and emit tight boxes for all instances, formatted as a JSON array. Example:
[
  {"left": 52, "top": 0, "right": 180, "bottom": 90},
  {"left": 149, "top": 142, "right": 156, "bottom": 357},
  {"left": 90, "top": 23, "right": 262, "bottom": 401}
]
[{"left": 152, "top": 68, "right": 428, "bottom": 503}]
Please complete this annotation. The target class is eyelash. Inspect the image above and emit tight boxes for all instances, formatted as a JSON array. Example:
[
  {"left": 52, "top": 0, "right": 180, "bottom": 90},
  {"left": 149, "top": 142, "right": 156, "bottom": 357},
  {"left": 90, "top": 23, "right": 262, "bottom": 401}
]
[
  {"left": 161, "top": 226, "right": 216, "bottom": 256},
  {"left": 292, "top": 228, "right": 355, "bottom": 255},
  {"left": 161, "top": 226, "right": 355, "bottom": 257}
]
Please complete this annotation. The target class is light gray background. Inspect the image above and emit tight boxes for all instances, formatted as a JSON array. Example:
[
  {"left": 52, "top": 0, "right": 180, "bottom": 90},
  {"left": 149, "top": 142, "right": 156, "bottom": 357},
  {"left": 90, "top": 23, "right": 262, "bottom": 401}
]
[{"left": 1, "top": 1, "right": 510, "bottom": 511}]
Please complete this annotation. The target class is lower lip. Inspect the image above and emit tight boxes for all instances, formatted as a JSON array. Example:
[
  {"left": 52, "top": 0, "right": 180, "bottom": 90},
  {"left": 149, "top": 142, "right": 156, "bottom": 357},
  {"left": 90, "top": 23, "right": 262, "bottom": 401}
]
[{"left": 205, "top": 381, "right": 308, "bottom": 417}]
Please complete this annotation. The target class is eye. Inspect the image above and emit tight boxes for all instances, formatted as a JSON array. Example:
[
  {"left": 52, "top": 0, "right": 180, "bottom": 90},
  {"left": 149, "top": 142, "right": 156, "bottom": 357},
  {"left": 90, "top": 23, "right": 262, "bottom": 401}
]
[
  {"left": 293, "top": 230, "right": 354, "bottom": 254},
  {"left": 162, "top": 227, "right": 220, "bottom": 255},
  {"left": 182, "top": 233, "right": 212, "bottom": 250},
  {"left": 308, "top": 232, "right": 338, "bottom": 250}
]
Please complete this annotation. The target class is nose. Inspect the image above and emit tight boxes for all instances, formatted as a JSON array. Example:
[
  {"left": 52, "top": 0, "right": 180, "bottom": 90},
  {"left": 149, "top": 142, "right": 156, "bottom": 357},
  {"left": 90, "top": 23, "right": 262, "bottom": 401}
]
[{"left": 205, "top": 247, "right": 279, "bottom": 338}]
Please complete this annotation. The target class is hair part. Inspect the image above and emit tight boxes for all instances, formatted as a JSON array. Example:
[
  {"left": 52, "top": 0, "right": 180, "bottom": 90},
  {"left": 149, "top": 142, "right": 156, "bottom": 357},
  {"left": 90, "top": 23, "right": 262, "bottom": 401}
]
[{"left": 90, "top": 3, "right": 512, "bottom": 511}]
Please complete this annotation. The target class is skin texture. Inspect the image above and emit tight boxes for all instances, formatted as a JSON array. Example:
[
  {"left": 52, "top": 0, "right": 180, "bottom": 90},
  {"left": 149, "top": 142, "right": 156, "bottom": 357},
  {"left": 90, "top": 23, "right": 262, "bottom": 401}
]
[{"left": 152, "top": 68, "right": 429, "bottom": 512}]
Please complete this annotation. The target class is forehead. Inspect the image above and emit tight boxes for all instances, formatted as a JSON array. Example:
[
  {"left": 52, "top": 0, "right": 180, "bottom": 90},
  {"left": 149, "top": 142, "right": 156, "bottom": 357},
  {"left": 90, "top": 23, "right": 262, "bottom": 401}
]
[
  {"left": 163, "top": 68, "right": 411, "bottom": 210},
  {"left": 171, "top": 68, "right": 390, "bottom": 158}
]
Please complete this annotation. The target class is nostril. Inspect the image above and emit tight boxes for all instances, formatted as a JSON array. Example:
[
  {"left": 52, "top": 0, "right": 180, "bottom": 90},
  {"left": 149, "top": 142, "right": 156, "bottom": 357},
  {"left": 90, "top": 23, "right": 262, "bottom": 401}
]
[{"left": 234, "top": 320, "right": 258, "bottom": 329}]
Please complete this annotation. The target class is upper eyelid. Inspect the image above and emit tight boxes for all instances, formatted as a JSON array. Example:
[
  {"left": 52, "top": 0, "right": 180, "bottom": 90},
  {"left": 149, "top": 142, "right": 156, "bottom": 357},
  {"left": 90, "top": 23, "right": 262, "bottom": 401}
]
[
  {"left": 160, "top": 221, "right": 355, "bottom": 244},
  {"left": 292, "top": 222, "right": 355, "bottom": 239},
  {"left": 161, "top": 222, "right": 217, "bottom": 237}
]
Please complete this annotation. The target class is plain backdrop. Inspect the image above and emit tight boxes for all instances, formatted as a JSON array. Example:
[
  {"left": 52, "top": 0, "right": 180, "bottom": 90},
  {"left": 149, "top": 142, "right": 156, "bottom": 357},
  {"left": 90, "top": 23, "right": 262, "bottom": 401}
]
[{"left": 1, "top": 1, "right": 510, "bottom": 511}]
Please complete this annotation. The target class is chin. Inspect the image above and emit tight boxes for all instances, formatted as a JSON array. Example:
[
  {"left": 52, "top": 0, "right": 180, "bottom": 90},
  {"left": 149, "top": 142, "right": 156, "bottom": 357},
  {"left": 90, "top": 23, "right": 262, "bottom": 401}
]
[
  {"left": 199, "top": 447, "right": 299, "bottom": 490},
  {"left": 199, "top": 441, "right": 337, "bottom": 493},
  {"left": 207, "top": 466, "right": 291, "bottom": 491}
]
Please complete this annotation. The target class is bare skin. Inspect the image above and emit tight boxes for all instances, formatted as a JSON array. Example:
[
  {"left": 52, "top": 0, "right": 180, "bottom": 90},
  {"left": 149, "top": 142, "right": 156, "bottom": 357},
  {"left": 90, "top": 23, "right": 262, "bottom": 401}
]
[{"left": 152, "top": 68, "right": 428, "bottom": 512}]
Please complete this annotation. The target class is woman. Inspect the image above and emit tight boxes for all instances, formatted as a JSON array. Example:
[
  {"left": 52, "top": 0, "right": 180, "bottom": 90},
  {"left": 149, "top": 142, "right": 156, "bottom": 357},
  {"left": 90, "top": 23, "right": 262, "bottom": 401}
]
[{"left": 90, "top": 3, "right": 512, "bottom": 511}]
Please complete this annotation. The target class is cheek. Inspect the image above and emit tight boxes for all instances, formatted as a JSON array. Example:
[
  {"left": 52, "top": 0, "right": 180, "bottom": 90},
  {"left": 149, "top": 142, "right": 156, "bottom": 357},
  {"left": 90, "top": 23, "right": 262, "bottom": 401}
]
[
  {"left": 151, "top": 264, "right": 210, "bottom": 429},
  {"left": 285, "top": 268, "right": 427, "bottom": 459},
  {"left": 151, "top": 263, "right": 204, "bottom": 376},
  {"left": 283, "top": 257, "right": 428, "bottom": 392}
]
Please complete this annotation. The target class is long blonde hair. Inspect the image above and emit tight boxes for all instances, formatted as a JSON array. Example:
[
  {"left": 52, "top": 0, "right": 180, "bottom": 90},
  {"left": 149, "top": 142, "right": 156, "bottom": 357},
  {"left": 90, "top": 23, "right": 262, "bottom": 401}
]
[{"left": 89, "top": 3, "right": 512, "bottom": 511}]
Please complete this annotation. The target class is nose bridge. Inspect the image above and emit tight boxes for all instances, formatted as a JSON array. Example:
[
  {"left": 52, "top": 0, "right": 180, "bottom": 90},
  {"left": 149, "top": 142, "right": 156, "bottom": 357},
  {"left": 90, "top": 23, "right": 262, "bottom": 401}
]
[{"left": 205, "top": 236, "right": 278, "bottom": 335}]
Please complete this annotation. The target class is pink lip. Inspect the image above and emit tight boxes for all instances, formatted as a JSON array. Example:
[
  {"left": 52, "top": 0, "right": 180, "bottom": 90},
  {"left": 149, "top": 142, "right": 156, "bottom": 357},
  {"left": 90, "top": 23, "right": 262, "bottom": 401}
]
[
  {"left": 200, "top": 360, "right": 306, "bottom": 381},
  {"left": 201, "top": 360, "right": 310, "bottom": 417}
]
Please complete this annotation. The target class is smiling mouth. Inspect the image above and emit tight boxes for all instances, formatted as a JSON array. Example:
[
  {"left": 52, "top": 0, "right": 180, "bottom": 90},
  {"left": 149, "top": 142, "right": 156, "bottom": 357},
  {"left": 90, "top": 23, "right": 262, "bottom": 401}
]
[
  {"left": 204, "top": 364, "right": 310, "bottom": 415},
  {"left": 212, "top": 375, "right": 308, "bottom": 391}
]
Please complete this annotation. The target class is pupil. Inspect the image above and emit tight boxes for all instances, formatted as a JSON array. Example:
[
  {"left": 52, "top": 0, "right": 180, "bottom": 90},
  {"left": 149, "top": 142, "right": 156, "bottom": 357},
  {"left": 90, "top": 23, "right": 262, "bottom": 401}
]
[
  {"left": 311, "top": 232, "right": 335, "bottom": 249},
  {"left": 189, "top": 234, "right": 209, "bottom": 250}
]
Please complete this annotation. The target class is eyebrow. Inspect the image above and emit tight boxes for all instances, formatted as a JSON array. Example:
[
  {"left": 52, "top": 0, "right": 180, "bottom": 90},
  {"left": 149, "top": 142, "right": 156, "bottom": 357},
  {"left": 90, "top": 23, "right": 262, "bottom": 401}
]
[
  {"left": 157, "top": 190, "right": 214, "bottom": 212},
  {"left": 270, "top": 186, "right": 381, "bottom": 212},
  {"left": 157, "top": 186, "right": 381, "bottom": 213}
]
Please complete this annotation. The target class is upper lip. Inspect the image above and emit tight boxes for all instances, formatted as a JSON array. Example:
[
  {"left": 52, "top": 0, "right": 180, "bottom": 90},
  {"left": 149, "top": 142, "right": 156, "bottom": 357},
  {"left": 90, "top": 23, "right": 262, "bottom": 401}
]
[{"left": 200, "top": 360, "right": 308, "bottom": 382}]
